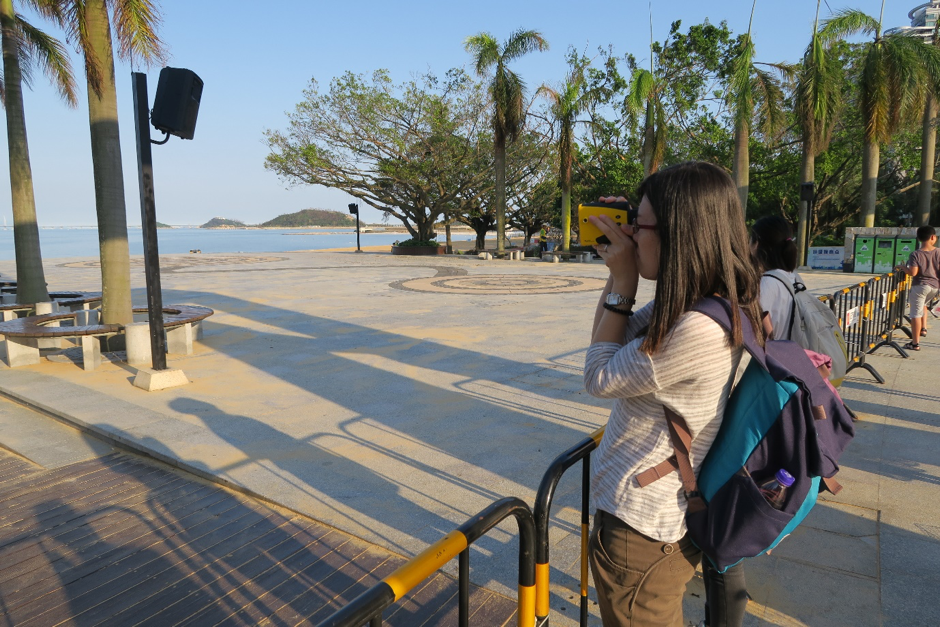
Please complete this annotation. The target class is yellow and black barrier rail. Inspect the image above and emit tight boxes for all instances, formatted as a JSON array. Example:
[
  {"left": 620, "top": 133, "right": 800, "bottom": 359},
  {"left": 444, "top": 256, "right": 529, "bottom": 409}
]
[
  {"left": 865, "top": 273, "right": 911, "bottom": 358},
  {"left": 828, "top": 280, "right": 886, "bottom": 383},
  {"left": 532, "top": 426, "right": 605, "bottom": 627},
  {"left": 316, "top": 497, "right": 536, "bottom": 627}
]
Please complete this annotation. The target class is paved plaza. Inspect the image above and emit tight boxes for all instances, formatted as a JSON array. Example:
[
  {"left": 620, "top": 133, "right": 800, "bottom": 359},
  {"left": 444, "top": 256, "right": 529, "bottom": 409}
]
[{"left": 0, "top": 250, "right": 937, "bottom": 626}]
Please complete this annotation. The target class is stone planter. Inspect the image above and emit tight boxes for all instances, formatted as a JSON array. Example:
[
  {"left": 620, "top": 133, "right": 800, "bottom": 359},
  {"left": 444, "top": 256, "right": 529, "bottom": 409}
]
[{"left": 390, "top": 245, "right": 446, "bottom": 256}]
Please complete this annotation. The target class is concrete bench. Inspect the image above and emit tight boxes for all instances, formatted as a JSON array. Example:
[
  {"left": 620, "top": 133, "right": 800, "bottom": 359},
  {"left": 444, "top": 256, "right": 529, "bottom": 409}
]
[
  {"left": 0, "top": 311, "right": 120, "bottom": 370},
  {"left": 0, "top": 304, "right": 213, "bottom": 370},
  {"left": 131, "top": 305, "right": 213, "bottom": 356},
  {"left": 541, "top": 250, "right": 594, "bottom": 263}
]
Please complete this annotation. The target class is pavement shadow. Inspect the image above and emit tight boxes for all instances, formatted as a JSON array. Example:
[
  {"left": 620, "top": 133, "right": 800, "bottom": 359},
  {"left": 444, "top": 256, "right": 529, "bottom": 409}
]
[{"left": 0, "top": 455, "right": 466, "bottom": 626}]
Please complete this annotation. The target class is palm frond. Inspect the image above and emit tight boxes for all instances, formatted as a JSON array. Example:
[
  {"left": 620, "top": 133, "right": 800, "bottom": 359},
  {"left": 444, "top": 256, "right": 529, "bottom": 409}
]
[
  {"left": 111, "top": 0, "right": 166, "bottom": 65},
  {"left": 464, "top": 32, "right": 499, "bottom": 75},
  {"left": 15, "top": 14, "right": 78, "bottom": 106},
  {"left": 502, "top": 28, "right": 548, "bottom": 61},
  {"left": 626, "top": 68, "right": 654, "bottom": 114},
  {"left": 819, "top": 9, "right": 879, "bottom": 46},
  {"left": 751, "top": 66, "right": 786, "bottom": 139}
]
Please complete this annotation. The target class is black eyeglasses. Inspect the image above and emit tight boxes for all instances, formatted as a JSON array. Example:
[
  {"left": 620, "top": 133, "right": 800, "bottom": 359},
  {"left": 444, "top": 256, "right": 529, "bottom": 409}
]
[{"left": 631, "top": 216, "right": 657, "bottom": 235}]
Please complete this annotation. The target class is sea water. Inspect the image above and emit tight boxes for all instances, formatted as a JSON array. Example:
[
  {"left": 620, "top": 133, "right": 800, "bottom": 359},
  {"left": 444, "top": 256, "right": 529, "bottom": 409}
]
[{"left": 0, "top": 227, "right": 419, "bottom": 260}]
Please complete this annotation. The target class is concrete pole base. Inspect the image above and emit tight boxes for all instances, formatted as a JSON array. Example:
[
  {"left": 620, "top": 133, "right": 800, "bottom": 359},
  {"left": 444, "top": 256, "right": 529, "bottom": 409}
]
[
  {"left": 125, "top": 322, "right": 153, "bottom": 367},
  {"left": 133, "top": 367, "right": 189, "bottom": 391},
  {"left": 33, "top": 302, "right": 61, "bottom": 349}
]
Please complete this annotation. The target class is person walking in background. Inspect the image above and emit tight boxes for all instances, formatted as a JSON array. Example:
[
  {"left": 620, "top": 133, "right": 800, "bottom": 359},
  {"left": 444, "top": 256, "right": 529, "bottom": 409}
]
[
  {"left": 895, "top": 225, "right": 940, "bottom": 351},
  {"left": 583, "top": 162, "right": 763, "bottom": 626},
  {"left": 752, "top": 216, "right": 803, "bottom": 340},
  {"left": 539, "top": 224, "right": 549, "bottom": 252}
]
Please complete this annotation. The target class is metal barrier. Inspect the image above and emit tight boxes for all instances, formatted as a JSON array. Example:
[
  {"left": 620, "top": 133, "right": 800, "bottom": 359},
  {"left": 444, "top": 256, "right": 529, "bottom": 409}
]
[
  {"left": 865, "top": 273, "right": 909, "bottom": 358},
  {"left": 316, "top": 497, "right": 536, "bottom": 627},
  {"left": 828, "top": 281, "right": 885, "bottom": 383},
  {"left": 533, "top": 426, "right": 605, "bottom": 627}
]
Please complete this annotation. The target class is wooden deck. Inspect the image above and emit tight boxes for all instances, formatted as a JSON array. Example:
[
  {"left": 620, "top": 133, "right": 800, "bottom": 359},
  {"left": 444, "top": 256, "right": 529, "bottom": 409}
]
[{"left": 0, "top": 450, "right": 516, "bottom": 626}]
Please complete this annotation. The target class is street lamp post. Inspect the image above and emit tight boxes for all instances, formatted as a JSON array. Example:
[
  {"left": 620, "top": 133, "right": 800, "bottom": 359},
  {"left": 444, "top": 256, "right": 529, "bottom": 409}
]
[{"left": 348, "top": 203, "right": 361, "bottom": 252}]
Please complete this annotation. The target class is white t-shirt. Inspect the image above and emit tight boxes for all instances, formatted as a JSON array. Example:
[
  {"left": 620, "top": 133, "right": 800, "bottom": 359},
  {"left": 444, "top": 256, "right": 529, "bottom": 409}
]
[
  {"left": 760, "top": 270, "right": 803, "bottom": 340},
  {"left": 585, "top": 303, "right": 743, "bottom": 542}
]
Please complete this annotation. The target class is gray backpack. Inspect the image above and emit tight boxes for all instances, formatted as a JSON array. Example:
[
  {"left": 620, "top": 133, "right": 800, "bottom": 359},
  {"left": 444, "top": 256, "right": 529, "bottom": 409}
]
[{"left": 764, "top": 270, "right": 848, "bottom": 386}]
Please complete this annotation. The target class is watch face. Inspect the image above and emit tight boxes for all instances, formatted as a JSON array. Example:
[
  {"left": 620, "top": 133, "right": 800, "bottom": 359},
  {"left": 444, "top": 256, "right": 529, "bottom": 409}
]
[{"left": 606, "top": 294, "right": 621, "bottom": 306}]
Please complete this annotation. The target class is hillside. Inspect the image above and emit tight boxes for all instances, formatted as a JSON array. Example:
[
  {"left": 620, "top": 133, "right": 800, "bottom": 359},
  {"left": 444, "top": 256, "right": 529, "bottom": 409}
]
[
  {"left": 260, "top": 208, "right": 355, "bottom": 228},
  {"left": 156, "top": 222, "right": 172, "bottom": 229},
  {"left": 201, "top": 217, "right": 246, "bottom": 229}
]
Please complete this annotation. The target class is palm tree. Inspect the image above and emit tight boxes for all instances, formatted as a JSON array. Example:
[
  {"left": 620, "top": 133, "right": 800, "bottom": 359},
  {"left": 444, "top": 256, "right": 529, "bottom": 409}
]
[
  {"left": 53, "top": 0, "right": 164, "bottom": 325},
  {"left": 1, "top": 0, "right": 77, "bottom": 304},
  {"left": 626, "top": 66, "right": 665, "bottom": 179},
  {"left": 821, "top": 5, "right": 940, "bottom": 227},
  {"left": 918, "top": 20, "right": 940, "bottom": 226},
  {"left": 539, "top": 59, "right": 592, "bottom": 251},
  {"left": 794, "top": 0, "right": 843, "bottom": 260},
  {"left": 465, "top": 28, "right": 548, "bottom": 254},
  {"left": 724, "top": 0, "right": 788, "bottom": 214}
]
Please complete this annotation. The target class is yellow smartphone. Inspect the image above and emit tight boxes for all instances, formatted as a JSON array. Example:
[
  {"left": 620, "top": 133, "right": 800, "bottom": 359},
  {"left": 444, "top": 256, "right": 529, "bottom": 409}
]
[{"left": 577, "top": 202, "right": 635, "bottom": 246}]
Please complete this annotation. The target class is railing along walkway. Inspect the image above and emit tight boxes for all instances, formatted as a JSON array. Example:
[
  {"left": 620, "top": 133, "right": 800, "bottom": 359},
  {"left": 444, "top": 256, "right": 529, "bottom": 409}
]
[{"left": 0, "top": 450, "right": 516, "bottom": 626}]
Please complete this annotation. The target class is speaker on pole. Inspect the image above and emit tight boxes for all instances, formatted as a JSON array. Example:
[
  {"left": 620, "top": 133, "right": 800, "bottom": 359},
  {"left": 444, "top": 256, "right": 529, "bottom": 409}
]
[{"left": 151, "top": 67, "right": 203, "bottom": 140}]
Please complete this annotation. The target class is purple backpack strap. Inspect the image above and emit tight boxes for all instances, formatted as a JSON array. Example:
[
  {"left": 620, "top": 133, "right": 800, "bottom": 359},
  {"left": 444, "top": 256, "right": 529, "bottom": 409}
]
[{"left": 690, "top": 297, "right": 767, "bottom": 369}]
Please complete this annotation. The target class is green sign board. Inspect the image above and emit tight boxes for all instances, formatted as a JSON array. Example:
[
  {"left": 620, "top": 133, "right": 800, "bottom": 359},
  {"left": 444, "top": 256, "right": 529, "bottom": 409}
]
[
  {"left": 873, "top": 237, "right": 896, "bottom": 273},
  {"left": 894, "top": 238, "right": 917, "bottom": 267},
  {"left": 854, "top": 236, "right": 874, "bottom": 273}
]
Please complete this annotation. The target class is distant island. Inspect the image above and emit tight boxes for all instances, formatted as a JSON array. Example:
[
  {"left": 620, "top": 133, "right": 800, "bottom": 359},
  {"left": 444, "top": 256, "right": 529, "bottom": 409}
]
[
  {"left": 260, "top": 209, "right": 355, "bottom": 228},
  {"left": 201, "top": 217, "right": 247, "bottom": 229},
  {"left": 156, "top": 222, "right": 173, "bottom": 229}
]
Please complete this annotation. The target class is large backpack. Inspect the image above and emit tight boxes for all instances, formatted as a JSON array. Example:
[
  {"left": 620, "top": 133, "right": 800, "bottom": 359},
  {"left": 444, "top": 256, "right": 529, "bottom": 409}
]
[
  {"left": 763, "top": 269, "right": 848, "bottom": 386},
  {"left": 635, "top": 297, "right": 855, "bottom": 573}
]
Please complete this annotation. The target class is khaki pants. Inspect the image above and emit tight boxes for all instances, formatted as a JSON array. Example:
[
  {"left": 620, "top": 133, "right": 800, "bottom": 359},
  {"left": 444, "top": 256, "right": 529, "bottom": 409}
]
[{"left": 589, "top": 510, "right": 701, "bottom": 627}]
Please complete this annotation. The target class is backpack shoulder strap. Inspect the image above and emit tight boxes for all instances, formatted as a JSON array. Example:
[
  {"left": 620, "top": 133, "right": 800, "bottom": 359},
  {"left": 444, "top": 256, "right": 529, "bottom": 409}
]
[
  {"left": 763, "top": 271, "right": 798, "bottom": 341},
  {"left": 634, "top": 406, "right": 706, "bottom": 513},
  {"left": 691, "top": 296, "right": 767, "bottom": 369}
]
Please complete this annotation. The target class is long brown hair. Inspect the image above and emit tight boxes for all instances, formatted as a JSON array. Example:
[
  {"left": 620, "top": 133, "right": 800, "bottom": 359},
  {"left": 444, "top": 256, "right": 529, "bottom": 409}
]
[{"left": 637, "top": 162, "right": 763, "bottom": 354}]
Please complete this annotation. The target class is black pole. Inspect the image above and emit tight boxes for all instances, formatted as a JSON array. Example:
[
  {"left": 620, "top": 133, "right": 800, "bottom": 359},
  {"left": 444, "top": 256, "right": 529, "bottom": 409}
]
[
  {"left": 800, "top": 182, "right": 815, "bottom": 267},
  {"left": 356, "top": 211, "right": 361, "bottom": 252},
  {"left": 132, "top": 71, "right": 167, "bottom": 371}
]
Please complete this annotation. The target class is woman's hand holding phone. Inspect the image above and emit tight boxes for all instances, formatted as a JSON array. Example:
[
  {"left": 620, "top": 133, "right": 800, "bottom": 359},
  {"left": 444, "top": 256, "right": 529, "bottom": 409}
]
[{"left": 591, "top": 196, "right": 638, "bottom": 293}]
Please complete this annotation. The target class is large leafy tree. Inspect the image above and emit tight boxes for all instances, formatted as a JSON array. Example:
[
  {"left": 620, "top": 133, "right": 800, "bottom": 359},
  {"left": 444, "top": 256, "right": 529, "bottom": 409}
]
[
  {"left": 1, "top": 0, "right": 77, "bottom": 304},
  {"left": 539, "top": 53, "right": 593, "bottom": 250},
  {"left": 464, "top": 28, "right": 548, "bottom": 254},
  {"left": 723, "top": 0, "right": 788, "bottom": 214},
  {"left": 821, "top": 7, "right": 940, "bottom": 227},
  {"left": 793, "top": 0, "right": 844, "bottom": 259},
  {"left": 265, "top": 69, "right": 492, "bottom": 242},
  {"left": 53, "top": 0, "right": 165, "bottom": 325}
]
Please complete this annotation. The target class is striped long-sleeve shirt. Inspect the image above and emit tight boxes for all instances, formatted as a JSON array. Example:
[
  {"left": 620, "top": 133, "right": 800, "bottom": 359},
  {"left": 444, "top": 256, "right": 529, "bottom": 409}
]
[{"left": 584, "top": 301, "right": 743, "bottom": 542}]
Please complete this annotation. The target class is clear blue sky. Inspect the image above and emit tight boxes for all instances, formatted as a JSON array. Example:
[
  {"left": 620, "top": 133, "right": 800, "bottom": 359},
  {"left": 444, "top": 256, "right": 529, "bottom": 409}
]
[{"left": 0, "top": 0, "right": 916, "bottom": 227}]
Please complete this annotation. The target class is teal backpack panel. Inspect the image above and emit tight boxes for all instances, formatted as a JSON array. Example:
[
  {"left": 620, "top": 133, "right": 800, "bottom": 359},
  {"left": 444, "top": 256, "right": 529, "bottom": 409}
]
[{"left": 697, "top": 364, "right": 800, "bottom": 502}]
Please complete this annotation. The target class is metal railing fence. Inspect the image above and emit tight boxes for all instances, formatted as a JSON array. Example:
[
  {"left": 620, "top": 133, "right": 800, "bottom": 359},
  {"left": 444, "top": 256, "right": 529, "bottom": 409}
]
[{"left": 316, "top": 497, "right": 536, "bottom": 627}]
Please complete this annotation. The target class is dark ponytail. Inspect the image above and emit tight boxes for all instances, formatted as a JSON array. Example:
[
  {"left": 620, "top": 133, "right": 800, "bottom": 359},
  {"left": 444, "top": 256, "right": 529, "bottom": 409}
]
[{"left": 751, "top": 216, "right": 798, "bottom": 273}]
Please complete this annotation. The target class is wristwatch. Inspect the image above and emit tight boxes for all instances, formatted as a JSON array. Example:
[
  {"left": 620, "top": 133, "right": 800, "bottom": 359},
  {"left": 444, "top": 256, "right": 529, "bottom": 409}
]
[{"left": 605, "top": 293, "right": 636, "bottom": 308}]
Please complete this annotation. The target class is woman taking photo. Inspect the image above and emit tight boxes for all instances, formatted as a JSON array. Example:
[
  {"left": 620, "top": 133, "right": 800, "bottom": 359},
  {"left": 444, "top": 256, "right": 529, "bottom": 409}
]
[{"left": 583, "top": 161, "right": 763, "bottom": 626}]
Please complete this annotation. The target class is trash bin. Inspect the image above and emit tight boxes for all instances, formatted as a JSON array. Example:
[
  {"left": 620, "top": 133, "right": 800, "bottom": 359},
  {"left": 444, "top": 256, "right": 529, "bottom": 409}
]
[
  {"left": 873, "top": 236, "right": 896, "bottom": 274},
  {"left": 894, "top": 237, "right": 917, "bottom": 268},
  {"left": 854, "top": 236, "right": 874, "bottom": 273}
]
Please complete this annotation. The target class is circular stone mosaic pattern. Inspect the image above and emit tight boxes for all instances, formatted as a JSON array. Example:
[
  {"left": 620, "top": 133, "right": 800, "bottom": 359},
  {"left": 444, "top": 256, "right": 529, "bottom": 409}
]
[{"left": 396, "top": 274, "right": 607, "bottom": 295}]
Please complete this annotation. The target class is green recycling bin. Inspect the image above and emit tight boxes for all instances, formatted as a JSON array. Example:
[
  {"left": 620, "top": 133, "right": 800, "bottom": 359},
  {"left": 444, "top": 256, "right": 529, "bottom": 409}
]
[
  {"left": 873, "top": 236, "right": 896, "bottom": 273},
  {"left": 854, "top": 236, "right": 874, "bottom": 273},
  {"left": 894, "top": 237, "right": 917, "bottom": 268}
]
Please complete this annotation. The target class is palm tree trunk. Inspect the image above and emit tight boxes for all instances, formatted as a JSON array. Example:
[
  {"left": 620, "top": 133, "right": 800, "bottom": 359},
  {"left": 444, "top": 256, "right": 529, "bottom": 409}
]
[
  {"left": 860, "top": 140, "right": 879, "bottom": 227},
  {"left": 642, "top": 101, "right": 654, "bottom": 178},
  {"left": 86, "top": 0, "right": 133, "bottom": 325},
  {"left": 1, "top": 0, "right": 49, "bottom": 304},
  {"left": 560, "top": 136, "right": 572, "bottom": 251},
  {"left": 732, "top": 117, "right": 750, "bottom": 215},
  {"left": 797, "top": 129, "right": 815, "bottom": 266},
  {"left": 918, "top": 95, "right": 937, "bottom": 227},
  {"left": 495, "top": 136, "right": 506, "bottom": 254}
]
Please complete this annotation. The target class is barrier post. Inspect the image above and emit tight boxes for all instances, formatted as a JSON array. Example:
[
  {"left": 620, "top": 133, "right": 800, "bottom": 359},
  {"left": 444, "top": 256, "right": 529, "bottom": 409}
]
[{"left": 533, "top": 427, "right": 604, "bottom": 627}]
